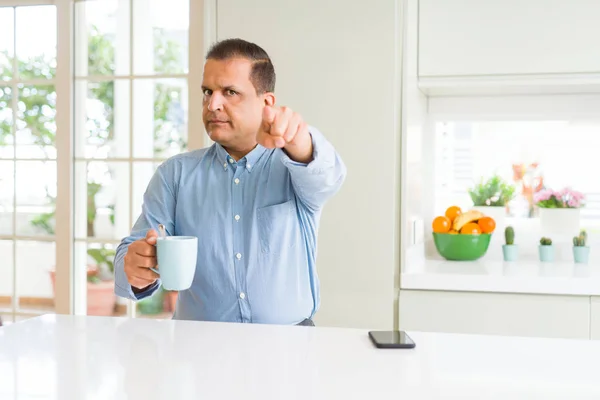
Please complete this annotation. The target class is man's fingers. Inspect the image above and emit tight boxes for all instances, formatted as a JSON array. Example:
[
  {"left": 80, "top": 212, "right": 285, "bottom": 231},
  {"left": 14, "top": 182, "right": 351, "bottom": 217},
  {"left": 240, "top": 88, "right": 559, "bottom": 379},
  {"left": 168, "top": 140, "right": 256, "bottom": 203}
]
[
  {"left": 146, "top": 229, "right": 158, "bottom": 245},
  {"left": 257, "top": 130, "right": 282, "bottom": 149},
  {"left": 132, "top": 266, "right": 159, "bottom": 281},
  {"left": 135, "top": 255, "right": 157, "bottom": 269},
  {"left": 270, "top": 107, "right": 293, "bottom": 138},
  {"left": 283, "top": 114, "right": 301, "bottom": 143},
  {"left": 259, "top": 106, "right": 289, "bottom": 148},
  {"left": 134, "top": 244, "right": 156, "bottom": 257},
  {"left": 262, "top": 105, "right": 276, "bottom": 125}
]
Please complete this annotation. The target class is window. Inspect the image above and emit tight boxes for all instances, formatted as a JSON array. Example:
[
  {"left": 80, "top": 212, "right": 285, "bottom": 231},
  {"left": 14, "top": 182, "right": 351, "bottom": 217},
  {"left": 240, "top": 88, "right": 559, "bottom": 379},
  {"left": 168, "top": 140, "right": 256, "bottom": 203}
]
[
  {"left": 73, "top": 0, "right": 190, "bottom": 318},
  {"left": 0, "top": 5, "right": 58, "bottom": 324},
  {"left": 423, "top": 118, "right": 600, "bottom": 265},
  {"left": 0, "top": 0, "right": 207, "bottom": 324},
  {"left": 434, "top": 120, "right": 598, "bottom": 223}
]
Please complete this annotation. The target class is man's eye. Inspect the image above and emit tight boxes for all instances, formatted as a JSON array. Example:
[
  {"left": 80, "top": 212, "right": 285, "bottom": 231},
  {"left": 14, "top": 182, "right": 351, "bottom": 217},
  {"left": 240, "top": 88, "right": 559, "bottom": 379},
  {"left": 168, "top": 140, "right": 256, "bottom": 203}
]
[
  {"left": 226, "top": 89, "right": 237, "bottom": 96},
  {"left": 203, "top": 89, "right": 212, "bottom": 96}
]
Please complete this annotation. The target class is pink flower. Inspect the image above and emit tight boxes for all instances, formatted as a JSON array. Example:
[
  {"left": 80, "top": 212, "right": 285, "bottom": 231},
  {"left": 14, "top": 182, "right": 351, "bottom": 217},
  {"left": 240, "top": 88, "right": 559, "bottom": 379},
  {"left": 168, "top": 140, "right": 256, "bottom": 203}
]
[
  {"left": 568, "top": 199, "right": 580, "bottom": 207},
  {"left": 535, "top": 186, "right": 585, "bottom": 208},
  {"left": 534, "top": 189, "right": 553, "bottom": 202}
]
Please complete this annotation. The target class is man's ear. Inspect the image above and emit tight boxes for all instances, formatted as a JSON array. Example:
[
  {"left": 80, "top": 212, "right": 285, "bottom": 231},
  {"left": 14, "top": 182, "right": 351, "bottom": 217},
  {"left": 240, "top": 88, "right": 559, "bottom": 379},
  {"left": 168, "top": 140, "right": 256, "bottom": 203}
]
[{"left": 263, "top": 92, "right": 275, "bottom": 106}]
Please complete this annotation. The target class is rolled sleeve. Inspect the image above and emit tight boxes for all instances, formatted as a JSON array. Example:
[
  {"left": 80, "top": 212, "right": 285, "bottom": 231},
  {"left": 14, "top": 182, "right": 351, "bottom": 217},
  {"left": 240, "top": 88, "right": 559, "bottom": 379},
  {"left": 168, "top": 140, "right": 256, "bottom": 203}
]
[{"left": 280, "top": 126, "right": 347, "bottom": 212}]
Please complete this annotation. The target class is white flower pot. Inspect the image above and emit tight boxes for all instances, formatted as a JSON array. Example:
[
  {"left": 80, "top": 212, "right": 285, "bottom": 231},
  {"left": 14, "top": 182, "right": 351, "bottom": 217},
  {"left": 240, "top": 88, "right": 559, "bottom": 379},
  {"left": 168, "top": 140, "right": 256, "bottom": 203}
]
[{"left": 539, "top": 208, "right": 580, "bottom": 235}]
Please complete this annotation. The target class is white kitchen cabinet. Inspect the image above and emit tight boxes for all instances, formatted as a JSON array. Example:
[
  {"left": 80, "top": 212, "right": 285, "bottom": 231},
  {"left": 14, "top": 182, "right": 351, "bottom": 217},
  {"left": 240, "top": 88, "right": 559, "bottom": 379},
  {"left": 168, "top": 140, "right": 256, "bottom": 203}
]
[
  {"left": 418, "top": 0, "right": 600, "bottom": 78},
  {"left": 590, "top": 297, "right": 600, "bottom": 340},
  {"left": 399, "top": 290, "right": 590, "bottom": 339}
]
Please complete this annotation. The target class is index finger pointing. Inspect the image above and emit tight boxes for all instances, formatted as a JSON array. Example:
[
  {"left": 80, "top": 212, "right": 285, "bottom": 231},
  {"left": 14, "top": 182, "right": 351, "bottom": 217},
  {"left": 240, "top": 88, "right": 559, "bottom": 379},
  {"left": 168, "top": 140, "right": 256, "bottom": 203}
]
[{"left": 262, "top": 105, "right": 276, "bottom": 126}]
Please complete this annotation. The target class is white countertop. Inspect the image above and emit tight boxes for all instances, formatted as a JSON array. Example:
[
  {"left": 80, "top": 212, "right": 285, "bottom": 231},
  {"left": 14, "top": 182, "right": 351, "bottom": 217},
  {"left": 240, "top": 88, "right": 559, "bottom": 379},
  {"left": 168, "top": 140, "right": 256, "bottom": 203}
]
[
  {"left": 402, "top": 259, "right": 600, "bottom": 296},
  {"left": 2, "top": 315, "right": 600, "bottom": 399}
]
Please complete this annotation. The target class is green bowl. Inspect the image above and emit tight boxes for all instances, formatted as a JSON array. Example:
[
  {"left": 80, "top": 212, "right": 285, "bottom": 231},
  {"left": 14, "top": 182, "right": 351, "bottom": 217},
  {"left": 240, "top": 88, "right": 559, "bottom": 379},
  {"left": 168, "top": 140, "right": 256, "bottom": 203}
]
[{"left": 433, "top": 232, "right": 492, "bottom": 261}]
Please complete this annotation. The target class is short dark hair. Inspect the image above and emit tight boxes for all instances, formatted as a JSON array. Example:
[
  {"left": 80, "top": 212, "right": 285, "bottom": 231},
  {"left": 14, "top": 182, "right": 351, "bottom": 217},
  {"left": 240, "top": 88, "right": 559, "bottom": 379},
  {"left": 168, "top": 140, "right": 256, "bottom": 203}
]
[{"left": 206, "top": 38, "right": 276, "bottom": 94}]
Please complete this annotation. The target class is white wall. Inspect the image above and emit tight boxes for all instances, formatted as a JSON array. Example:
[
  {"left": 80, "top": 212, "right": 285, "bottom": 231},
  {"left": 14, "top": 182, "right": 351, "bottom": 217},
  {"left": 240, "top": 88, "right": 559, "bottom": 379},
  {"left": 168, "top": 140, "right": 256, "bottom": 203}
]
[{"left": 217, "top": 0, "right": 402, "bottom": 329}]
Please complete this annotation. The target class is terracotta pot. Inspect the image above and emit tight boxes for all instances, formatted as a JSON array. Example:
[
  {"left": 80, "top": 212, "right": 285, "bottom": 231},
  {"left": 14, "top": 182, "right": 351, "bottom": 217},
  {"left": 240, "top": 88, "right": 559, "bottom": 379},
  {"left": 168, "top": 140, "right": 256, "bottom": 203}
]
[{"left": 48, "top": 268, "right": 116, "bottom": 316}]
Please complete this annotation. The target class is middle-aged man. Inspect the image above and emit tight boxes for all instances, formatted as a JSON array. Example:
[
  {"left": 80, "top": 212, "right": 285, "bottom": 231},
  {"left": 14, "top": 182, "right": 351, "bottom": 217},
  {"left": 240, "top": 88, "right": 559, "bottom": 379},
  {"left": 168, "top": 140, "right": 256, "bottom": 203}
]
[{"left": 114, "top": 38, "right": 347, "bottom": 326}]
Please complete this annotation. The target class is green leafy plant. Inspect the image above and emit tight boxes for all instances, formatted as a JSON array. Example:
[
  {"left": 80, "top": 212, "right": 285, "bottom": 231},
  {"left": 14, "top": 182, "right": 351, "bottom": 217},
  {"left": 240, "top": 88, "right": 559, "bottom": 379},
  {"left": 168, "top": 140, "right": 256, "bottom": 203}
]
[
  {"left": 540, "top": 237, "right": 553, "bottom": 246},
  {"left": 86, "top": 247, "right": 116, "bottom": 283},
  {"left": 504, "top": 226, "right": 515, "bottom": 245},
  {"left": 468, "top": 175, "right": 516, "bottom": 207},
  {"left": 573, "top": 229, "right": 588, "bottom": 247}
]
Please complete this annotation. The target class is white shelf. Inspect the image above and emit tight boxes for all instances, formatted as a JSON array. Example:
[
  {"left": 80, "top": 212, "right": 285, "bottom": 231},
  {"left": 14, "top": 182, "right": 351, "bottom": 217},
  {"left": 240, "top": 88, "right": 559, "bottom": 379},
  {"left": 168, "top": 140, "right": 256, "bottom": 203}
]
[{"left": 402, "top": 259, "right": 600, "bottom": 296}]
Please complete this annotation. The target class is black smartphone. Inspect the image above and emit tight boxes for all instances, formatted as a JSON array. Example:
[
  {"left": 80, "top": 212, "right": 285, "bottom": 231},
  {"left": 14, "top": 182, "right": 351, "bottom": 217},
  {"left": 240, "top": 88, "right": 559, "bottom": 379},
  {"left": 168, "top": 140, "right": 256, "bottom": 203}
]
[{"left": 368, "top": 330, "right": 416, "bottom": 349}]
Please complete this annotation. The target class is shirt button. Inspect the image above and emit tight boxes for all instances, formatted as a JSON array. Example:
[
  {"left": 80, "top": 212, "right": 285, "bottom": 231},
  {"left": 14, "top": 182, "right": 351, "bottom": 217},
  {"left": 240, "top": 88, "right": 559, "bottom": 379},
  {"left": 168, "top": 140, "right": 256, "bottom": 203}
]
[
  {"left": 234, "top": 215, "right": 240, "bottom": 221},
  {"left": 228, "top": 158, "right": 234, "bottom": 164},
  {"left": 236, "top": 253, "right": 242, "bottom": 260},
  {"left": 234, "top": 178, "right": 240, "bottom": 184},
  {"left": 247, "top": 163, "right": 252, "bottom": 170},
  {"left": 239, "top": 292, "right": 246, "bottom": 299}
]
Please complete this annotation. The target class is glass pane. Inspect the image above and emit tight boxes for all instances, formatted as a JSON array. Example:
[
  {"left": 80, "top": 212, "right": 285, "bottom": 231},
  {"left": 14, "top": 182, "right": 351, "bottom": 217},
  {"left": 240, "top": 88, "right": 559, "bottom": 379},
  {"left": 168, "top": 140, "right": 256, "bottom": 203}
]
[
  {"left": 133, "top": 0, "right": 189, "bottom": 75},
  {"left": 75, "top": 0, "right": 130, "bottom": 76},
  {"left": 16, "top": 6, "right": 56, "bottom": 80},
  {"left": 0, "top": 85, "right": 14, "bottom": 158},
  {"left": 16, "top": 240, "right": 55, "bottom": 316},
  {"left": 0, "top": 240, "right": 14, "bottom": 324},
  {"left": 0, "top": 161, "right": 14, "bottom": 236},
  {"left": 16, "top": 84, "right": 56, "bottom": 159},
  {"left": 0, "top": 8, "right": 14, "bottom": 81},
  {"left": 74, "top": 241, "right": 119, "bottom": 317},
  {"left": 15, "top": 161, "right": 56, "bottom": 237},
  {"left": 74, "top": 161, "right": 130, "bottom": 240},
  {"left": 132, "top": 162, "right": 160, "bottom": 220},
  {"left": 74, "top": 80, "right": 130, "bottom": 159},
  {"left": 133, "top": 79, "right": 188, "bottom": 158}
]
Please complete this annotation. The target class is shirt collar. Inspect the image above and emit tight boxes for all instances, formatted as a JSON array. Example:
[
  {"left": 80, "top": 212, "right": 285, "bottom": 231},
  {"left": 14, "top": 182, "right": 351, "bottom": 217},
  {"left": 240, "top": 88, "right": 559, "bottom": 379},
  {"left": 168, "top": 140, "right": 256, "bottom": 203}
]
[{"left": 215, "top": 142, "right": 267, "bottom": 173}]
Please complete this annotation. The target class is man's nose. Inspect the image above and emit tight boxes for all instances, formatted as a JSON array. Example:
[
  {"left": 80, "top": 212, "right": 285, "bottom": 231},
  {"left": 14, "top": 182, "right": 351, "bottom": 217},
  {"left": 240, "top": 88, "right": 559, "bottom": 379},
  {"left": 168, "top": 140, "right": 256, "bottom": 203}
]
[{"left": 207, "top": 93, "right": 224, "bottom": 112}]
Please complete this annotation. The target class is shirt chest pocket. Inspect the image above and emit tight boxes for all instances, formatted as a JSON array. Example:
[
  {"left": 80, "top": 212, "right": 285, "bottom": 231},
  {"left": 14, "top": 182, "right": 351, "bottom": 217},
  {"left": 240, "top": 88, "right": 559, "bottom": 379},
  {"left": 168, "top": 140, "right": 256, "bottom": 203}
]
[{"left": 257, "top": 199, "right": 299, "bottom": 256}]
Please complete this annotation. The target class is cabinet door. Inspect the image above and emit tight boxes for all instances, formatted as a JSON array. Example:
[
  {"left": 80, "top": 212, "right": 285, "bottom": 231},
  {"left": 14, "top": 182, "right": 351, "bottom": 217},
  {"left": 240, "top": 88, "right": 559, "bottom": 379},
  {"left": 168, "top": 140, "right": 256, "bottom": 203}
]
[
  {"left": 590, "top": 297, "right": 600, "bottom": 340},
  {"left": 419, "top": 0, "right": 600, "bottom": 77},
  {"left": 400, "top": 290, "right": 590, "bottom": 339}
]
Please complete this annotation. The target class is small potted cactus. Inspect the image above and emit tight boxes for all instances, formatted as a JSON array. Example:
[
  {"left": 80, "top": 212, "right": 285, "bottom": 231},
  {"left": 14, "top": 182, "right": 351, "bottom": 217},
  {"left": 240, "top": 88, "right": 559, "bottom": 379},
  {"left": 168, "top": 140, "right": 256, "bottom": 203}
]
[
  {"left": 573, "top": 229, "right": 590, "bottom": 264},
  {"left": 538, "top": 237, "right": 555, "bottom": 262},
  {"left": 502, "top": 226, "right": 518, "bottom": 261}
]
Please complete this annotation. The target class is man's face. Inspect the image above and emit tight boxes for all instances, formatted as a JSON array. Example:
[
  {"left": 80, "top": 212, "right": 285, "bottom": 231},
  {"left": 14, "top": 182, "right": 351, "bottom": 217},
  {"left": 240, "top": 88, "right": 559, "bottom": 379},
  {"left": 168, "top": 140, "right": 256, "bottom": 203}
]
[{"left": 201, "top": 58, "right": 272, "bottom": 149}]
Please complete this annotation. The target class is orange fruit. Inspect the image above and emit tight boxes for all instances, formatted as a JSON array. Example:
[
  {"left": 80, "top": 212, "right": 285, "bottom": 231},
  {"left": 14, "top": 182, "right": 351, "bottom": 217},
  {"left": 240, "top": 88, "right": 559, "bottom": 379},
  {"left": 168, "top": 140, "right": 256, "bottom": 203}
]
[
  {"left": 432, "top": 216, "right": 451, "bottom": 233},
  {"left": 445, "top": 206, "right": 462, "bottom": 222},
  {"left": 478, "top": 217, "right": 496, "bottom": 233},
  {"left": 448, "top": 230, "right": 458, "bottom": 235},
  {"left": 460, "top": 222, "right": 482, "bottom": 235}
]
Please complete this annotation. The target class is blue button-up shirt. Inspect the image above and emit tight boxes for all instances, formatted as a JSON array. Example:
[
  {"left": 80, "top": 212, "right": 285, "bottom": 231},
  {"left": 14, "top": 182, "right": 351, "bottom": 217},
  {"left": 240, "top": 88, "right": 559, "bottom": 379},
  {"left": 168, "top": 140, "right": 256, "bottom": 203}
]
[{"left": 114, "top": 127, "right": 346, "bottom": 325}]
